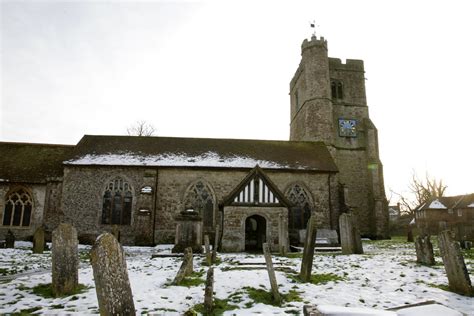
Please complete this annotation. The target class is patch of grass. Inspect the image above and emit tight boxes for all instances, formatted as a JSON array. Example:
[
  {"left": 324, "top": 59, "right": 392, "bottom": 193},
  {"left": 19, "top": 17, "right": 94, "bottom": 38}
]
[
  {"left": 279, "top": 252, "right": 302, "bottom": 259},
  {"left": 192, "top": 298, "right": 239, "bottom": 315},
  {"left": 10, "top": 306, "right": 42, "bottom": 315},
  {"left": 243, "top": 287, "right": 303, "bottom": 307},
  {"left": 176, "top": 271, "right": 206, "bottom": 287},
  {"left": 287, "top": 272, "right": 344, "bottom": 285},
  {"left": 29, "top": 283, "right": 90, "bottom": 298}
]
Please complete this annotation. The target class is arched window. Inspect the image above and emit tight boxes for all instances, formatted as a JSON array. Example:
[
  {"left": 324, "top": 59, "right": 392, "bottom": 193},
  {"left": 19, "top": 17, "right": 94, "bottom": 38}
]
[
  {"left": 101, "top": 178, "right": 133, "bottom": 225},
  {"left": 331, "top": 79, "right": 344, "bottom": 100},
  {"left": 2, "top": 188, "right": 33, "bottom": 227},
  {"left": 184, "top": 181, "right": 215, "bottom": 230},
  {"left": 286, "top": 184, "right": 313, "bottom": 230}
]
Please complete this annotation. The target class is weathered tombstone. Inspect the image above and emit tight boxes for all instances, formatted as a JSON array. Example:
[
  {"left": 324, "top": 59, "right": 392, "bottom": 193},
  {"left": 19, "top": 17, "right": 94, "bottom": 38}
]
[
  {"left": 90, "top": 233, "right": 136, "bottom": 315},
  {"left": 415, "top": 235, "right": 435, "bottom": 265},
  {"left": 211, "top": 225, "right": 220, "bottom": 263},
  {"left": 204, "top": 235, "right": 212, "bottom": 266},
  {"left": 172, "top": 210, "right": 203, "bottom": 253},
  {"left": 263, "top": 242, "right": 281, "bottom": 304},
  {"left": 52, "top": 223, "right": 78, "bottom": 296},
  {"left": 33, "top": 227, "right": 45, "bottom": 254},
  {"left": 300, "top": 216, "right": 317, "bottom": 282},
  {"left": 5, "top": 230, "right": 15, "bottom": 248},
  {"left": 204, "top": 267, "right": 214, "bottom": 314},
  {"left": 339, "top": 213, "right": 363, "bottom": 255},
  {"left": 172, "top": 247, "right": 194, "bottom": 285},
  {"left": 438, "top": 230, "right": 473, "bottom": 296},
  {"left": 315, "top": 229, "right": 339, "bottom": 246}
]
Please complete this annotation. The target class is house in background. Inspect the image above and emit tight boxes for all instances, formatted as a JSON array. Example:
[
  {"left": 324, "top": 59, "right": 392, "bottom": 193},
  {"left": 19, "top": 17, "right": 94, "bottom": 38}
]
[
  {"left": 388, "top": 203, "right": 401, "bottom": 222},
  {"left": 414, "top": 194, "right": 474, "bottom": 241}
]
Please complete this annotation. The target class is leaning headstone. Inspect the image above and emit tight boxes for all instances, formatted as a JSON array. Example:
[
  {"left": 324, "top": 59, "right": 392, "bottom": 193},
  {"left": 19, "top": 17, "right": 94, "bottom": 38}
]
[
  {"left": 90, "top": 233, "right": 136, "bottom": 315},
  {"left": 204, "top": 235, "right": 212, "bottom": 266},
  {"left": 211, "top": 225, "right": 220, "bottom": 263},
  {"left": 407, "top": 228, "right": 414, "bottom": 242},
  {"left": 300, "top": 216, "right": 317, "bottom": 282},
  {"left": 172, "top": 247, "right": 194, "bottom": 285},
  {"left": 52, "top": 223, "right": 78, "bottom": 296},
  {"left": 33, "top": 227, "right": 45, "bottom": 254},
  {"left": 204, "top": 267, "right": 214, "bottom": 314},
  {"left": 339, "top": 213, "right": 363, "bottom": 255},
  {"left": 5, "top": 230, "right": 15, "bottom": 248},
  {"left": 415, "top": 235, "right": 435, "bottom": 265},
  {"left": 438, "top": 230, "right": 473, "bottom": 296},
  {"left": 263, "top": 243, "right": 281, "bottom": 304}
]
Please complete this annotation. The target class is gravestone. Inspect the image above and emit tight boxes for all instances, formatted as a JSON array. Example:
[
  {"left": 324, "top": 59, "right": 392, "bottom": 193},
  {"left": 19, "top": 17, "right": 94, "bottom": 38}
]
[
  {"left": 204, "top": 235, "right": 212, "bottom": 266},
  {"left": 300, "top": 216, "right": 317, "bottom": 282},
  {"left": 211, "top": 225, "right": 220, "bottom": 263},
  {"left": 33, "top": 227, "right": 45, "bottom": 254},
  {"left": 172, "top": 247, "right": 194, "bottom": 285},
  {"left": 90, "top": 233, "right": 136, "bottom": 315},
  {"left": 339, "top": 213, "right": 363, "bottom": 255},
  {"left": 407, "top": 228, "right": 414, "bottom": 242},
  {"left": 172, "top": 210, "right": 203, "bottom": 253},
  {"left": 5, "top": 230, "right": 15, "bottom": 248},
  {"left": 52, "top": 223, "right": 78, "bottom": 296},
  {"left": 111, "top": 225, "right": 120, "bottom": 242},
  {"left": 263, "top": 242, "right": 281, "bottom": 304},
  {"left": 316, "top": 229, "right": 339, "bottom": 246},
  {"left": 204, "top": 267, "right": 214, "bottom": 314},
  {"left": 415, "top": 235, "right": 435, "bottom": 265},
  {"left": 438, "top": 230, "right": 473, "bottom": 296}
]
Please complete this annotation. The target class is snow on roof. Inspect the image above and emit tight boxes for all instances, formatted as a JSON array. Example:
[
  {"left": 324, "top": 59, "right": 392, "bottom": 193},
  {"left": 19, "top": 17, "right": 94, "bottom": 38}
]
[
  {"left": 428, "top": 199, "right": 447, "bottom": 209},
  {"left": 409, "top": 218, "right": 416, "bottom": 225},
  {"left": 65, "top": 151, "right": 294, "bottom": 169},
  {"left": 467, "top": 202, "right": 474, "bottom": 208}
]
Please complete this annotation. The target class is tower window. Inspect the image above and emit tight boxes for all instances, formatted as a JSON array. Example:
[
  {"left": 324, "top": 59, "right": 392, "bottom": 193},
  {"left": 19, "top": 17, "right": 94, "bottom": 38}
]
[{"left": 331, "top": 80, "right": 344, "bottom": 100}]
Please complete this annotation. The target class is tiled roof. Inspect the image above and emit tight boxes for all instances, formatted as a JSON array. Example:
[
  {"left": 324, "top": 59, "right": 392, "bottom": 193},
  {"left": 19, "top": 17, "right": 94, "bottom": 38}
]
[
  {"left": 0, "top": 142, "right": 74, "bottom": 183},
  {"left": 66, "top": 135, "right": 338, "bottom": 172}
]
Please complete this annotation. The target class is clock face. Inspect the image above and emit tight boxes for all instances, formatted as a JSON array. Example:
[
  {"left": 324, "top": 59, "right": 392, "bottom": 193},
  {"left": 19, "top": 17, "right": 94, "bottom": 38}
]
[{"left": 339, "top": 119, "right": 357, "bottom": 137}]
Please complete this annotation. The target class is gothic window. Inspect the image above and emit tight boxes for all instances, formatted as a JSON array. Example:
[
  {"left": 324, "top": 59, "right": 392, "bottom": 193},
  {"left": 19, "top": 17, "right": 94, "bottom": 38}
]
[
  {"left": 184, "top": 181, "right": 215, "bottom": 230},
  {"left": 101, "top": 178, "right": 133, "bottom": 225},
  {"left": 331, "top": 80, "right": 344, "bottom": 100},
  {"left": 2, "top": 188, "right": 33, "bottom": 227},
  {"left": 286, "top": 184, "right": 313, "bottom": 230}
]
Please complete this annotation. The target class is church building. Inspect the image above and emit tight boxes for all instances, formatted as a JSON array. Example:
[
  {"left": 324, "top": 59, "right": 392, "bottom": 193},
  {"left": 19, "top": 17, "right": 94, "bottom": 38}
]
[{"left": 0, "top": 35, "right": 389, "bottom": 251}]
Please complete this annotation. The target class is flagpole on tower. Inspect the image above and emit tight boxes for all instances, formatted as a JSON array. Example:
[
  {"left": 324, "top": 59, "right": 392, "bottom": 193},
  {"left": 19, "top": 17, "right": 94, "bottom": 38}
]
[{"left": 310, "top": 20, "right": 319, "bottom": 37}]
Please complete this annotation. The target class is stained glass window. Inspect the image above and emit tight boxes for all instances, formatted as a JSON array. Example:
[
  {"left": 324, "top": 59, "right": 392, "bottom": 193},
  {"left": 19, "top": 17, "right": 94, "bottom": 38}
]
[
  {"left": 184, "top": 181, "right": 215, "bottom": 229},
  {"left": 286, "top": 184, "right": 312, "bottom": 230},
  {"left": 102, "top": 178, "right": 133, "bottom": 225}
]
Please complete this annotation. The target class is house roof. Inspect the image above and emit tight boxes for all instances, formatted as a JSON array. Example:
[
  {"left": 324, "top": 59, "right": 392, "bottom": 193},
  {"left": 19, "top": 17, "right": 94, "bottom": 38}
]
[
  {"left": 416, "top": 194, "right": 474, "bottom": 211},
  {"left": 65, "top": 135, "right": 339, "bottom": 172},
  {"left": 0, "top": 142, "right": 74, "bottom": 183}
]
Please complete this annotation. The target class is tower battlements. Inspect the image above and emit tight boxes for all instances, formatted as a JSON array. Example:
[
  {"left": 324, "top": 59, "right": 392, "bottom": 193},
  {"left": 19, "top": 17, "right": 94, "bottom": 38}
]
[
  {"left": 301, "top": 35, "right": 328, "bottom": 53},
  {"left": 328, "top": 58, "right": 364, "bottom": 71}
]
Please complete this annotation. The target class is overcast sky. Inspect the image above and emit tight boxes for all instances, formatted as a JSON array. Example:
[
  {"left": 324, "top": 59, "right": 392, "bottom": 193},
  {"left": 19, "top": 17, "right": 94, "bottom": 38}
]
[{"left": 1, "top": 0, "right": 473, "bottom": 201}]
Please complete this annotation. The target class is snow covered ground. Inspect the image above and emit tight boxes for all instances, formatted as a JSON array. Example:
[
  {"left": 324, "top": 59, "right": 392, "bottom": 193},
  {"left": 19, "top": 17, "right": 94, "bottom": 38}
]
[{"left": 0, "top": 238, "right": 472, "bottom": 315}]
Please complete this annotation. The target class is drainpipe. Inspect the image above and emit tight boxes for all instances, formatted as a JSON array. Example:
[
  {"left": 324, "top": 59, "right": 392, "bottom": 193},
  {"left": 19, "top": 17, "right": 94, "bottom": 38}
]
[{"left": 152, "top": 169, "right": 159, "bottom": 245}]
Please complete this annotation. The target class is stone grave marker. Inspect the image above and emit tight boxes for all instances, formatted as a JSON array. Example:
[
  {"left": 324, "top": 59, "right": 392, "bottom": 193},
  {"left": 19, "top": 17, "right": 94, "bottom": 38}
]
[
  {"left": 339, "top": 213, "right": 363, "bottom": 255},
  {"left": 33, "top": 227, "right": 45, "bottom": 254},
  {"left": 5, "top": 230, "right": 15, "bottom": 248},
  {"left": 415, "top": 234, "right": 435, "bottom": 265},
  {"left": 111, "top": 224, "right": 120, "bottom": 242},
  {"left": 204, "top": 267, "right": 214, "bottom": 314},
  {"left": 90, "top": 233, "right": 136, "bottom": 315},
  {"left": 204, "top": 234, "right": 212, "bottom": 266},
  {"left": 52, "top": 223, "right": 78, "bottom": 296},
  {"left": 211, "top": 225, "right": 220, "bottom": 263},
  {"left": 300, "top": 216, "right": 317, "bottom": 282},
  {"left": 263, "top": 242, "right": 281, "bottom": 304},
  {"left": 172, "top": 210, "right": 203, "bottom": 253},
  {"left": 438, "top": 230, "right": 473, "bottom": 296},
  {"left": 172, "top": 247, "right": 194, "bottom": 285}
]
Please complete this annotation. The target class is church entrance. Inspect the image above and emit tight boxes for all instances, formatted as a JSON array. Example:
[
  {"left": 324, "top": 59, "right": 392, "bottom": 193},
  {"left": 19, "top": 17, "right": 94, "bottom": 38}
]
[{"left": 245, "top": 215, "right": 266, "bottom": 251}]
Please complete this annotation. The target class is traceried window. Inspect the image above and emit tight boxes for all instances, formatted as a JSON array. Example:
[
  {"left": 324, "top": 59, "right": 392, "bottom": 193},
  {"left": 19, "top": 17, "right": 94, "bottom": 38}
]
[
  {"left": 286, "top": 184, "right": 313, "bottom": 230},
  {"left": 184, "top": 181, "right": 215, "bottom": 230},
  {"left": 331, "top": 80, "right": 344, "bottom": 100},
  {"left": 2, "top": 188, "right": 33, "bottom": 227},
  {"left": 101, "top": 178, "right": 133, "bottom": 225}
]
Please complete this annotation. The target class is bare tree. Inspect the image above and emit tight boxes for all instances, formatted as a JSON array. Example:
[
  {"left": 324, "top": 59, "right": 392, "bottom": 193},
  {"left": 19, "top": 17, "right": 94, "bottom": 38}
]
[
  {"left": 392, "top": 172, "right": 447, "bottom": 217},
  {"left": 127, "top": 120, "right": 156, "bottom": 137}
]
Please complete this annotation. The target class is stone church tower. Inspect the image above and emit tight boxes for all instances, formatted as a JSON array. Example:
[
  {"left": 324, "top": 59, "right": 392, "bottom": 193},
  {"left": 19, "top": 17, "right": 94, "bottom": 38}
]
[{"left": 290, "top": 35, "right": 389, "bottom": 238}]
